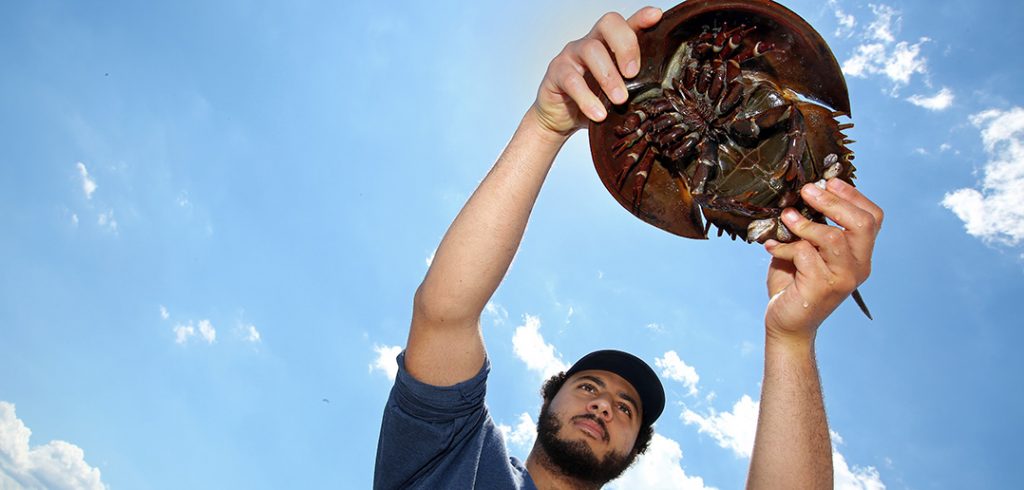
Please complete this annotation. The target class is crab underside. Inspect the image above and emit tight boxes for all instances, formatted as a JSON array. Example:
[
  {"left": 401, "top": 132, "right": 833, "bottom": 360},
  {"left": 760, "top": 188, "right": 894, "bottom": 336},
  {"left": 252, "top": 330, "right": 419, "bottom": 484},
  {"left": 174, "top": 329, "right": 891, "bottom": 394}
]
[{"left": 589, "top": 0, "right": 872, "bottom": 318}]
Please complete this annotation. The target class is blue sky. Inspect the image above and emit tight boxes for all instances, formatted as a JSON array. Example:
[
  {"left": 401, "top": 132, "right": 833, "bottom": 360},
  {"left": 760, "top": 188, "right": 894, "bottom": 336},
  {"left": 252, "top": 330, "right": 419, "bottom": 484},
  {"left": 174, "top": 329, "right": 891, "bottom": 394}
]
[{"left": 1, "top": 0, "right": 1022, "bottom": 488}]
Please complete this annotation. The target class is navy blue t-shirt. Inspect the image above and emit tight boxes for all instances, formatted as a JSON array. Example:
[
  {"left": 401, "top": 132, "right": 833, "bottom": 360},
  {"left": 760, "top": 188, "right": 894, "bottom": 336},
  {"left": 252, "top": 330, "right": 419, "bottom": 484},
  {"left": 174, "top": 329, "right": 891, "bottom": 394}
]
[{"left": 374, "top": 351, "right": 538, "bottom": 490}]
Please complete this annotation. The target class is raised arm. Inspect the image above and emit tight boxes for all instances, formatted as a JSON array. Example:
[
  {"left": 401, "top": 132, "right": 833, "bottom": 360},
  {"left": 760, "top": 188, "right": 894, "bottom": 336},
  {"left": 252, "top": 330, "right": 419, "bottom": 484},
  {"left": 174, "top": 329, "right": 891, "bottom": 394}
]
[
  {"left": 747, "top": 180, "right": 883, "bottom": 489},
  {"left": 405, "top": 8, "right": 665, "bottom": 386}
]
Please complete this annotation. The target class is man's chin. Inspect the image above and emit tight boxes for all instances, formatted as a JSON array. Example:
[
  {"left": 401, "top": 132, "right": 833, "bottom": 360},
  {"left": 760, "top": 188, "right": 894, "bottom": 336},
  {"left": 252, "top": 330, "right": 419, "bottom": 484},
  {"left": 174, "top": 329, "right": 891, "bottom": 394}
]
[{"left": 539, "top": 412, "right": 633, "bottom": 484}]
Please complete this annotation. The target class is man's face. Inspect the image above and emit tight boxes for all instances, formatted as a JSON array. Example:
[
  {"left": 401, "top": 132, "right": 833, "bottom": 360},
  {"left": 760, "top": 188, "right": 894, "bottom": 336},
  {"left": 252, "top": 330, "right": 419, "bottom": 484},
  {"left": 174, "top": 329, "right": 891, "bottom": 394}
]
[{"left": 536, "top": 369, "right": 643, "bottom": 483}]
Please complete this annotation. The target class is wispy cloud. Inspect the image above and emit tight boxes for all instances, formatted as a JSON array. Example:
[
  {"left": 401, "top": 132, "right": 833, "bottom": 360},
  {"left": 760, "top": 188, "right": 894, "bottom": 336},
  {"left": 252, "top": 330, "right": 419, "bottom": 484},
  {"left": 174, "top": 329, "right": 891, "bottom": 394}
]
[
  {"left": 512, "top": 314, "right": 569, "bottom": 379},
  {"left": 176, "top": 190, "right": 192, "bottom": 209},
  {"left": 370, "top": 344, "right": 403, "bottom": 381},
  {"left": 645, "top": 323, "right": 666, "bottom": 334},
  {"left": 497, "top": 412, "right": 537, "bottom": 456},
  {"left": 173, "top": 323, "right": 195, "bottom": 344},
  {"left": 827, "top": 0, "right": 856, "bottom": 37},
  {"left": 0, "top": 401, "right": 105, "bottom": 490},
  {"left": 240, "top": 324, "right": 261, "bottom": 343},
  {"left": 682, "top": 395, "right": 888, "bottom": 488},
  {"left": 173, "top": 319, "right": 216, "bottom": 345},
  {"left": 484, "top": 301, "right": 509, "bottom": 326},
  {"left": 840, "top": 4, "right": 930, "bottom": 95},
  {"left": 866, "top": 4, "right": 899, "bottom": 43},
  {"left": 832, "top": 431, "right": 887, "bottom": 489},
  {"left": 609, "top": 434, "right": 715, "bottom": 490},
  {"left": 198, "top": 319, "right": 216, "bottom": 344},
  {"left": 75, "top": 162, "right": 97, "bottom": 200},
  {"left": 96, "top": 210, "right": 118, "bottom": 233},
  {"left": 907, "top": 87, "right": 954, "bottom": 111},
  {"left": 655, "top": 351, "right": 700, "bottom": 397},
  {"left": 942, "top": 107, "right": 1024, "bottom": 246},
  {"left": 159, "top": 305, "right": 169, "bottom": 320},
  {"left": 682, "top": 394, "right": 759, "bottom": 458}
]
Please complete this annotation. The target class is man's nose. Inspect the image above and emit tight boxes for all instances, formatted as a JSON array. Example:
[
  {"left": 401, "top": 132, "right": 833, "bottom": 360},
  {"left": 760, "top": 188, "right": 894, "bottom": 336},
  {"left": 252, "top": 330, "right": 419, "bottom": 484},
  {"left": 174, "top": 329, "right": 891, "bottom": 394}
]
[{"left": 588, "top": 397, "right": 613, "bottom": 421}]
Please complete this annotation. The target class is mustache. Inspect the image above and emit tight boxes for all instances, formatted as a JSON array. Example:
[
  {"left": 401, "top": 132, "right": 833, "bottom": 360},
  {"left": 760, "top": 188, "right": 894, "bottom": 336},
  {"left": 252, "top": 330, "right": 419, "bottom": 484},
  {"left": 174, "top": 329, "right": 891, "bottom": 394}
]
[{"left": 572, "top": 414, "right": 609, "bottom": 442}]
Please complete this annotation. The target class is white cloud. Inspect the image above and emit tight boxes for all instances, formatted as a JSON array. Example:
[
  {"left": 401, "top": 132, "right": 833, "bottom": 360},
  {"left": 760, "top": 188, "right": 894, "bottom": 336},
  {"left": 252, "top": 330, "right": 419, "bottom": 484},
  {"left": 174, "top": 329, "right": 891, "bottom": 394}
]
[
  {"left": 843, "top": 40, "right": 928, "bottom": 90},
  {"left": 645, "top": 323, "right": 665, "bottom": 333},
  {"left": 655, "top": 351, "right": 699, "bottom": 397},
  {"left": 241, "top": 324, "right": 261, "bottom": 343},
  {"left": 939, "top": 143, "right": 953, "bottom": 152},
  {"left": 425, "top": 249, "right": 435, "bottom": 267},
  {"left": 827, "top": 0, "right": 856, "bottom": 37},
  {"left": 172, "top": 319, "right": 215, "bottom": 345},
  {"left": 370, "top": 344, "right": 403, "bottom": 381},
  {"left": 832, "top": 430, "right": 887, "bottom": 490},
  {"left": 75, "top": 162, "right": 97, "bottom": 200},
  {"left": 497, "top": 412, "right": 536, "bottom": 455},
  {"left": 96, "top": 210, "right": 117, "bottom": 232},
  {"left": 842, "top": 43, "right": 885, "bottom": 78},
  {"left": 943, "top": 107, "right": 1024, "bottom": 245},
  {"left": 682, "top": 397, "right": 888, "bottom": 488},
  {"left": 197, "top": 319, "right": 216, "bottom": 344},
  {"left": 71, "top": 213, "right": 79, "bottom": 226},
  {"left": 0, "top": 401, "right": 105, "bottom": 490},
  {"left": 484, "top": 301, "right": 509, "bottom": 326},
  {"left": 512, "top": 314, "right": 569, "bottom": 379},
  {"left": 841, "top": 5, "right": 930, "bottom": 94},
  {"left": 682, "top": 395, "right": 759, "bottom": 458},
  {"left": 907, "top": 87, "right": 954, "bottom": 111},
  {"left": 173, "top": 323, "right": 195, "bottom": 344},
  {"left": 866, "top": 4, "right": 899, "bottom": 43},
  {"left": 159, "top": 305, "right": 169, "bottom": 320},
  {"left": 609, "top": 434, "right": 715, "bottom": 490},
  {"left": 884, "top": 40, "right": 928, "bottom": 86}
]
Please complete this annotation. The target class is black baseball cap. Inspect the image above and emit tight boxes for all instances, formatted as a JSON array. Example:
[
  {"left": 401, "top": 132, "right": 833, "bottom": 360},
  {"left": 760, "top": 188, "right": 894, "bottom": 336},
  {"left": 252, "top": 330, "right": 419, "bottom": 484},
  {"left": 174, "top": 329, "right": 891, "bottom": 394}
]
[{"left": 565, "top": 349, "right": 665, "bottom": 427}]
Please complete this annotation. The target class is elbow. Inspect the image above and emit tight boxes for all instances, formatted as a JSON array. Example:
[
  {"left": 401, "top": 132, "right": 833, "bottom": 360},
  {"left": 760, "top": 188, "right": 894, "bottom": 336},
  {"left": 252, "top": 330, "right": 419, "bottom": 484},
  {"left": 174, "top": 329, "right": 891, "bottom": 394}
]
[{"left": 412, "top": 282, "right": 478, "bottom": 327}]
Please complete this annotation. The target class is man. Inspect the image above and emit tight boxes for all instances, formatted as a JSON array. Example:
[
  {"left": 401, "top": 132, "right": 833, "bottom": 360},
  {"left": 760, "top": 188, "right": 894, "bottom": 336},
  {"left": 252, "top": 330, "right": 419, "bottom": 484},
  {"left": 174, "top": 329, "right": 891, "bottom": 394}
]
[{"left": 374, "top": 6, "right": 883, "bottom": 489}]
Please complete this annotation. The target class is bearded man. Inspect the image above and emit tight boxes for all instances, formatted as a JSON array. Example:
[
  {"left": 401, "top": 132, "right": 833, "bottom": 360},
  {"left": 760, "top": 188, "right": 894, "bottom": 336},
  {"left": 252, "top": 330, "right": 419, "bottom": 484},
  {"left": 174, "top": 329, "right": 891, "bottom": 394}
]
[{"left": 374, "top": 6, "right": 883, "bottom": 489}]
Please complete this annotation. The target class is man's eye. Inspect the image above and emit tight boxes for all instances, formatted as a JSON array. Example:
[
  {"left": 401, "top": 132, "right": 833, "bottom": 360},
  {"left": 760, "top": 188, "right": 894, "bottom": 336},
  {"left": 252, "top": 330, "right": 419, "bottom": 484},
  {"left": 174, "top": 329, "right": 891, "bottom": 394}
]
[
  {"left": 579, "top": 383, "right": 596, "bottom": 393},
  {"left": 618, "top": 403, "right": 632, "bottom": 416}
]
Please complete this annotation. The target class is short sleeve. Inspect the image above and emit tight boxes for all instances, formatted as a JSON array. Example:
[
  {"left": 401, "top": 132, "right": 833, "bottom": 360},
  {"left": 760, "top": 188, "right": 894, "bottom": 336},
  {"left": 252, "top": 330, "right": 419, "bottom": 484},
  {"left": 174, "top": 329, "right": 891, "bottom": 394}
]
[{"left": 373, "top": 351, "right": 492, "bottom": 489}]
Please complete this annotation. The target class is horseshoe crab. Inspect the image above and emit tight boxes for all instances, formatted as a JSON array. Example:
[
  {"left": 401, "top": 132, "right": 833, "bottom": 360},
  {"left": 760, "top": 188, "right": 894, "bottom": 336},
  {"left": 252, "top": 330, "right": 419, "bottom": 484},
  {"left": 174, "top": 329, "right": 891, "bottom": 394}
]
[{"left": 589, "top": 0, "right": 871, "bottom": 318}]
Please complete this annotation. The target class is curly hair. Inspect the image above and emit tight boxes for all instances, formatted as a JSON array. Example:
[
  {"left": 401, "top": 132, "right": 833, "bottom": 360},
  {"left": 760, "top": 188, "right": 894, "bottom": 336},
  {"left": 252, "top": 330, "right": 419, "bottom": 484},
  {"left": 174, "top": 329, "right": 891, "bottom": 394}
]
[{"left": 540, "top": 371, "right": 655, "bottom": 456}]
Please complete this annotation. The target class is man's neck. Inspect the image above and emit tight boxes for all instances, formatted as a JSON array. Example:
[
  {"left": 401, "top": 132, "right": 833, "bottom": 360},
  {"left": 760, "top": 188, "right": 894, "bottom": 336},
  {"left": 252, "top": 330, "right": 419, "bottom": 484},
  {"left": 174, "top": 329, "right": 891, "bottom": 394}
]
[{"left": 525, "top": 444, "right": 601, "bottom": 490}]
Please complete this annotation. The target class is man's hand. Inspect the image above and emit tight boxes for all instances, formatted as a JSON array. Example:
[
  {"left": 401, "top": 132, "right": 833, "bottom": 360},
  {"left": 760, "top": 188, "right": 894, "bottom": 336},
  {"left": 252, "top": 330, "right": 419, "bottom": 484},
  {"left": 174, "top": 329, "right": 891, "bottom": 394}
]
[
  {"left": 530, "top": 7, "right": 663, "bottom": 139},
  {"left": 762, "top": 179, "right": 884, "bottom": 343}
]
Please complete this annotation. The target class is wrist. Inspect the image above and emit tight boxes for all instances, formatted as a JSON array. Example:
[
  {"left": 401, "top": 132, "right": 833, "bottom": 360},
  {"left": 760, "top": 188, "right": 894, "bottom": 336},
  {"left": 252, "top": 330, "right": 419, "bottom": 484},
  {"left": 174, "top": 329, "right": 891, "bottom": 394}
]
[
  {"left": 523, "top": 104, "right": 575, "bottom": 147},
  {"left": 764, "top": 326, "right": 817, "bottom": 358}
]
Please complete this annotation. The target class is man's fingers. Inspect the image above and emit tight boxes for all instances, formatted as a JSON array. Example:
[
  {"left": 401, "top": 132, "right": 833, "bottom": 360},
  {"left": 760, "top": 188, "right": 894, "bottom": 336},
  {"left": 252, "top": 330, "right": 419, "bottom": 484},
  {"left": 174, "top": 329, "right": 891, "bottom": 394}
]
[
  {"left": 573, "top": 38, "right": 628, "bottom": 105},
  {"left": 625, "top": 6, "right": 663, "bottom": 31},
  {"left": 800, "top": 182, "right": 879, "bottom": 263},
  {"left": 764, "top": 238, "right": 830, "bottom": 284},
  {"left": 592, "top": 12, "right": 641, "bottom": 79},
  {"left": 781, "top": 209, "right": 866, "bottom": 289},
  {"left": 553, "top": 62, "right": 605, "bottom": 121},
  {"left": 825, "top": 179, "right": 884, "bottom": 233}
]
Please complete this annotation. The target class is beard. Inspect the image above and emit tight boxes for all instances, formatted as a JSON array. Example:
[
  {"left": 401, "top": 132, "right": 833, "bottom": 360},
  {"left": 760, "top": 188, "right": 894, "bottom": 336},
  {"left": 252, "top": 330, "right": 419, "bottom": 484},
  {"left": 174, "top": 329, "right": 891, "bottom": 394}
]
[{"left": 535, "top": 403, "right": 637, "bottom": 485}]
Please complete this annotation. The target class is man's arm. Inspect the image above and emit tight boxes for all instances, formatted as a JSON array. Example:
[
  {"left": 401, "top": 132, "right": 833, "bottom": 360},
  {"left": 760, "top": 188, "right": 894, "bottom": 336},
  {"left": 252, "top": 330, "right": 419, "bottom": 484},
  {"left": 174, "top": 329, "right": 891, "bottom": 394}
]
[
  {"left": 405, "top": 8, "right": 665, "bottom": 386},
  {"left": 747, "top": 180, "right": 884, "bottom": 489}
]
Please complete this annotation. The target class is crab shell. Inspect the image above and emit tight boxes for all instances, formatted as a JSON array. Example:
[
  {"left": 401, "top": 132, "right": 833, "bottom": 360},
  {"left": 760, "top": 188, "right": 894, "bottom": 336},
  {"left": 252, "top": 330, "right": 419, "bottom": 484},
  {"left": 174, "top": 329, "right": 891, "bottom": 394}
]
[{"left": 589, "top": 0, "right": 853, "bottom": 239}]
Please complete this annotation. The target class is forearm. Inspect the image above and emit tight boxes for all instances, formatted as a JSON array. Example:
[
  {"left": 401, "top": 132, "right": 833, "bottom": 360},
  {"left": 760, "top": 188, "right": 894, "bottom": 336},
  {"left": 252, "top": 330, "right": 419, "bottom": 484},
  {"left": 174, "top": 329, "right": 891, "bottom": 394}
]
[
  {"left": 746, "top": 336, "right": 832, "bottom": 490},
  {"left": 415, "top": 109, "right": 568, "bottom": 323},
  {"left": 406, "top": 109, "right": 569, "bottom": 385}
]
